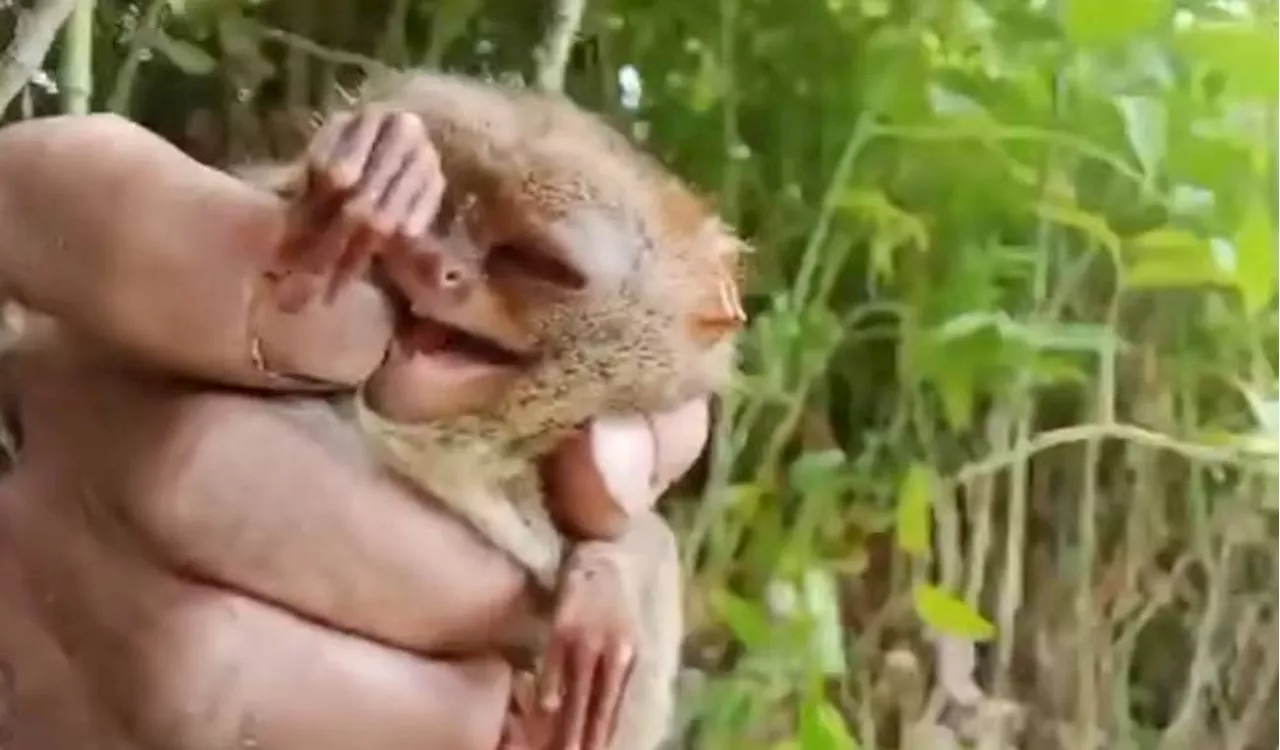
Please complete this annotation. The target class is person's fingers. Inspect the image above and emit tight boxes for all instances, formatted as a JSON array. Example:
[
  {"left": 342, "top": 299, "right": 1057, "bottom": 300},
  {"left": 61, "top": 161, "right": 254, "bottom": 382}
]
[
  {"left": 583, "top": 642, "right": 633, "bottom": 750},
  {"left": 323, "top": 112, "right": 385, "bottom": 192},
  {"left": 405, "top": 168, "right": 445, "bottom": 239},
  {"left": 559, "top": 645, "right": 595, "bottom": 750},
  {"left": 538, "top": 631, "right": 568, "bottom": 712}
]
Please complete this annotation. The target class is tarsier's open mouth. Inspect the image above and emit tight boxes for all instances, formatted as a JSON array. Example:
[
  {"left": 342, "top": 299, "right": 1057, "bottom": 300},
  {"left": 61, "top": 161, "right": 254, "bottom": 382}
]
[{"left": 401, "top": 314, "right": 533, "bottom": 368}]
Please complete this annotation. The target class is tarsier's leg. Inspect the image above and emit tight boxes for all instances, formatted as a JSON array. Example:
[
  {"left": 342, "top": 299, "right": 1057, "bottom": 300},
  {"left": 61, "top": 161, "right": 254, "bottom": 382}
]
[{"left": 610, "top": 512, "right": 683, "bottom": 750}]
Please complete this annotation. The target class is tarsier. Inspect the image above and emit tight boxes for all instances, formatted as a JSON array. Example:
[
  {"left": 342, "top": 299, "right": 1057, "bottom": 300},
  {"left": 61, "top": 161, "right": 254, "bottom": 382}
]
[{"left": 246, "top": 71, "right": 748, "bottom": 750}]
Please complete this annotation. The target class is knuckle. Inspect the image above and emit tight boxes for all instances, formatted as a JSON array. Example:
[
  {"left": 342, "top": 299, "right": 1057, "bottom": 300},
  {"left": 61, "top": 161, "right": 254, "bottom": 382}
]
[
  {"left": 341, "top": 197, "right": 375, "bottom": 225},
  {"left": 389, "top": 111, "right": 427, "bottom": 139},
  {"left": 329, "top": 162, "right": 362, "bottom": 190},
  {"left": 367, "top": 211, "right": 398, "bottom": 237}
]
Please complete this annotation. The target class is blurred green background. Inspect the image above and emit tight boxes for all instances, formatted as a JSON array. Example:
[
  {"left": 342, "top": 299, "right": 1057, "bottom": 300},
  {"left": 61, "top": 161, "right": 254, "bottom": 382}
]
[{"left": 2, "top": 0, "right": 1277, "bottom": 747}]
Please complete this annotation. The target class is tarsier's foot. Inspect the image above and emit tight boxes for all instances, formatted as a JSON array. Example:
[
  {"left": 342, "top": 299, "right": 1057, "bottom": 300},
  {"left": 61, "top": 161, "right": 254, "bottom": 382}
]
[{"left": 272, "top": 108, "right": 446, "bottom": 311}]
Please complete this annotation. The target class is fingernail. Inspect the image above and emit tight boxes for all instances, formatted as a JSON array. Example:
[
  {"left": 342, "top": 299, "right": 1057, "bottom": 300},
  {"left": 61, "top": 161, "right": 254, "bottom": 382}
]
[{"left": 589, "top": 414, "right": 656, "bottom": 516}]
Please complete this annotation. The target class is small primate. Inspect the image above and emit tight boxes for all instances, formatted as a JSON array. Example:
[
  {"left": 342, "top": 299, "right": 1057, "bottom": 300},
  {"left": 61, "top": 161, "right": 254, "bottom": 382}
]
[{"left": 245, "top": 72, "right": 747, "bottom": 750}]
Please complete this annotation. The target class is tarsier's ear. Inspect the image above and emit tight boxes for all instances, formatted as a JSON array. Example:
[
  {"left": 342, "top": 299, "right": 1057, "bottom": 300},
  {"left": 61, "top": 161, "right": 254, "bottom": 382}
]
[{"left": 689, "top": 233, "right": 749, "bottom": 345}]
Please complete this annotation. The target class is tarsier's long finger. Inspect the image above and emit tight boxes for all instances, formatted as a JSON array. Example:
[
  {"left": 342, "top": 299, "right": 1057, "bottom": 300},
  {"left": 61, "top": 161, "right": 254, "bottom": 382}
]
[{"left": 583, "top": 645, "right": 633, "bottom": 750}]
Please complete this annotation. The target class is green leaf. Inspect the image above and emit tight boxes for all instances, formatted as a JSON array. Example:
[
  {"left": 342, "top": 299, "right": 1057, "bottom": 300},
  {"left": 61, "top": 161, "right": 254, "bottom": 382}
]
[
  {"left": 711, "top": 590, "right": 774, "bottom": 649},
  {"left": 789, "top": 449, "right": 848, "bottom": 496},
  {"left": 1013, "top": 321, "right": 1120, "bottom": 354},
  {"left": 1064, "top": 0, "right": 1168, "bottom": 46},
  {"left": 931, "top": 310, "right": 1013, "bottom": 342},
  {"left": 689, "top": 48, "right": 725, "bottom": 113},
  {"left": 1232, "top": 197, "right": 1278, "bottom": 314},
  {"left": 935, "top": 367, "right": 976, "bottom": 430},
  {"left": 1124, "top": 227, "right": 1234, "bottom": 289},
  {"left": 149, "top": 30, "right": 217, "bottom": 75},
  {"left": 839, "top": 189, "right": 929, "bottom": 281},
  {"left": 1177, "top": 21, "right": 1280, "bottom": 99},
  {"left": 895, "top": 463, "right": 935, "bottom": 558},
  {"left": 799, "top": 697, "right": 863, "bottom": 750},
  {"left": 1035, "top": 202, "right": 1121, "bottom": 258},
  {"left": 801, "top": 568, "right": 847, "bottom": 676},
  {"left": 928, "top": 84, "right": 987, "bottom": 119},
  {"left": 1115, "top": 96, "right": 1167, "bottom": 181},
  {"left": 912, "top": 583, "right": 996, "bottom": 641}
]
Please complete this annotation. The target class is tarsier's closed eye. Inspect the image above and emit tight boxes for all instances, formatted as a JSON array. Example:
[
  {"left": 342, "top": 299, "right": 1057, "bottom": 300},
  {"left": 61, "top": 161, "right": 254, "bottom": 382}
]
[{"left": 486, "top": 240, "right": 588, "bottom": 291}]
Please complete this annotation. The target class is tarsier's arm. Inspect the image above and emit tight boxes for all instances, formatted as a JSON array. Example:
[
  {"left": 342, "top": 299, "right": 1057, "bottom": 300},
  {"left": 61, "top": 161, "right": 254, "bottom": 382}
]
[{"left": 0, "top": 114, "right": 390, "bottom": 389}]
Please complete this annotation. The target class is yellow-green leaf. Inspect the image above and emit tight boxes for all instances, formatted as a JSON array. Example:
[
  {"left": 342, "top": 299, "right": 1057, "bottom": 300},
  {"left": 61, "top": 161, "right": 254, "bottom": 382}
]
[
  {"left": 1124, "top": 228, "right": 1234, "bottom": 289},
  {"left": 1065, "top": 0, "right": 1169, "bottom": 46},
  {"left": 1232, "top": 197, "right": 1278, "bottom": 314},
  {"left": 912, "top": 583, "right": 996, "bottom": 641},
  {"left": 799, "top": 697, "right": 863, "bottom": 750},
  {"left": 936, "top": 368, "right": 976, "bottom": 430},
  {"left": 895, "top": 463, "right": 935, "bottom": 558},
  {"left": 1177, "top": 21, "right": 1279, "bottom": 99}
]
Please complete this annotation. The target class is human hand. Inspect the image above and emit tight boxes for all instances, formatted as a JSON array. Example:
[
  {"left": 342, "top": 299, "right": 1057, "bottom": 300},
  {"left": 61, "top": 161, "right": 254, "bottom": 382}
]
[
  {"left": 270, "top": 107, "right": 445, "bottom": 311},
  {"left": 497, "top": 672, "right": 557, "bottom": 750}
]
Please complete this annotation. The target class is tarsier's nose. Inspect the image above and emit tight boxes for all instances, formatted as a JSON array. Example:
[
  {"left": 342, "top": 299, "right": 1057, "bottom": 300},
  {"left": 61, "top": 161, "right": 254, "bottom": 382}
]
[{"left": 383, "top": 241, "right": 477, "bottom": 310}]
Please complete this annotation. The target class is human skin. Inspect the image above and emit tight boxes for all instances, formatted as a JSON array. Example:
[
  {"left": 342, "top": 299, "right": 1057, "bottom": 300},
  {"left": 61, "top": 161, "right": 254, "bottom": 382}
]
[{"left": 0, "top": 114, "right": 708, "bottom": 750}]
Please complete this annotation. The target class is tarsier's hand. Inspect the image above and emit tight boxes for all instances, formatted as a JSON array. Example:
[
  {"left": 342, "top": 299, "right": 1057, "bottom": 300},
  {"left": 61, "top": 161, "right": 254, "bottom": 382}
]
[
  {"left": 271, "top": 108, "right": 445, "bottom": 312},
  {"left": 538, "top": 545, "right": 639, "bottom": 750}
]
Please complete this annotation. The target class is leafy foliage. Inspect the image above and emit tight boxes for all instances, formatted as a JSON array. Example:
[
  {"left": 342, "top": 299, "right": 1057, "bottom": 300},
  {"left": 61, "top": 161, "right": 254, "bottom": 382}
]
[{"left": 3, "top": 0, "right": 1277, "bottom": 747}]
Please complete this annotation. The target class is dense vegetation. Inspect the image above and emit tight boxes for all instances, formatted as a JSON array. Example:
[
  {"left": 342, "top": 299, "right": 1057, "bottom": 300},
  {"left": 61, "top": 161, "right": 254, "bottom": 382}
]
[{"left": 3, "top": 0, "right": 1277, "bottom": 747}]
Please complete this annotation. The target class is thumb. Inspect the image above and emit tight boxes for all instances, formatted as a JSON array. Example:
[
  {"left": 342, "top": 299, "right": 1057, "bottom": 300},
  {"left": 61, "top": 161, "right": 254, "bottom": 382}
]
[{"left": 590, "top": 399, "right": 710, "bottom": 514}]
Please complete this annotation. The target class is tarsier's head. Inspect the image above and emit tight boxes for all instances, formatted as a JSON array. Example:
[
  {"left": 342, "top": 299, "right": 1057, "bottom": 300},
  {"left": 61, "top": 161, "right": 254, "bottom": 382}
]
[{"left": 358, "top": 73, "right": 748, "bottom": 452}]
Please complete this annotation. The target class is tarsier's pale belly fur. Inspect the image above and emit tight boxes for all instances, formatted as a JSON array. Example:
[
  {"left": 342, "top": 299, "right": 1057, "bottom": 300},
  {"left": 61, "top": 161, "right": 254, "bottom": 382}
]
[{"left": 354, "top": 395, "right": 568, "bottom": 589}]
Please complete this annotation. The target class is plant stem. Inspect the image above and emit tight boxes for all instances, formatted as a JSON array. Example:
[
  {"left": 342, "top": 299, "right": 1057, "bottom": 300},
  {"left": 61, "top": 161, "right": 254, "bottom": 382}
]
[
  {"left": 533, "top": 0, "right": 587, "bottom": 93},
  {"left": 0, "top": 0, "right": 78, "bottom": 113},
  {"left": 59, "top": 0, "right": 94, "bottom": 114}
]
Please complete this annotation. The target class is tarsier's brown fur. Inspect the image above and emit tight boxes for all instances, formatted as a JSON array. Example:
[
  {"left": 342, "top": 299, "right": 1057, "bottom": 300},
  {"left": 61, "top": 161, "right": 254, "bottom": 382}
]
[{"left": 255, "top": 72, "right": 747, "bottom": 750}]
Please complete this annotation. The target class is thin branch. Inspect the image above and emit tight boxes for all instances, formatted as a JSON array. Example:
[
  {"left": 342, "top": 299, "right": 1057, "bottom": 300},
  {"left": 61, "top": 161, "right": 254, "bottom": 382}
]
[
  {"left": 947, "top": 422, "right": 1278, "bottom": 490},
  {"left": 244, "top": 20, "right": 387, "bottom": 74},
  {"left": 0, "top": 0, "right": 79, "bottom": 113},
  {"left": 533, "top": 0, "right": 587, "bottom": 93}
]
